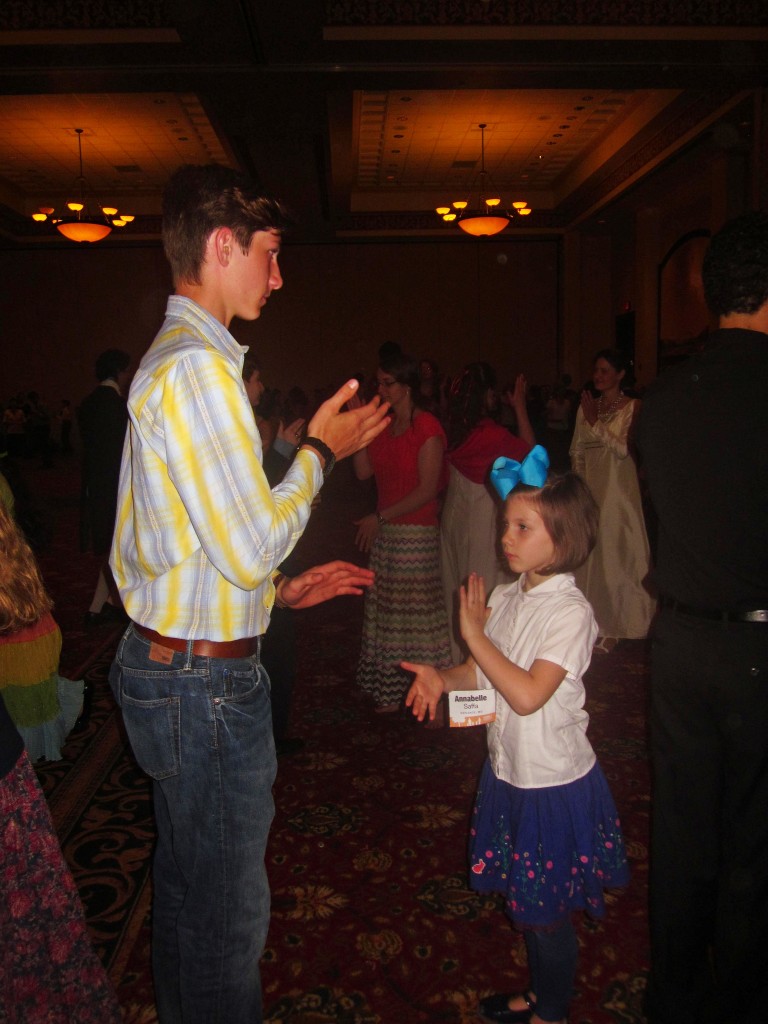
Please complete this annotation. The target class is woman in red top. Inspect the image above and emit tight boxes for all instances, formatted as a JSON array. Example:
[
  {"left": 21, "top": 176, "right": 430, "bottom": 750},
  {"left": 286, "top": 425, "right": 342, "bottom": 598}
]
[
  {"left": 353, "top": 347, "right": 452, "bottom": 712},
  {"left": 441, "top": 362, "right": 535, "bottom": 661}
]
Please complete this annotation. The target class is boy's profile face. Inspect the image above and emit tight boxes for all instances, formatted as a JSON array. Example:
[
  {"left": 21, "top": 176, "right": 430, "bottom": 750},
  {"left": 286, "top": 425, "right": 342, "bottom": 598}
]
[{"left": 225, "top": 228, "right": 283, "bottom": 324}]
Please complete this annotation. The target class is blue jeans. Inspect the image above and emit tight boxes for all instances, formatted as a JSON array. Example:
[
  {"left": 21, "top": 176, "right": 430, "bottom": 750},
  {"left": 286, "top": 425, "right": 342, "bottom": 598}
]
[{"left": 110, "top": 626, "right": 276, "bottom": 1024}]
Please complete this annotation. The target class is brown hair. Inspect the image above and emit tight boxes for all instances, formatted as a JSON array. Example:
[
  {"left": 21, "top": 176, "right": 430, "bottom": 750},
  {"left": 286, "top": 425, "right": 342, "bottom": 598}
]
[
  {"left": 0, "top": 503, "right": 53, "bottom": 634},
  {"left": 241, "top": 352, "right": 261, "bottom": 383},
  {"left": 510, "top": 473, "right": 599, "bottom": 574},
  {"left": 162, "top": 164, "right": 291, "bottom": 286}
]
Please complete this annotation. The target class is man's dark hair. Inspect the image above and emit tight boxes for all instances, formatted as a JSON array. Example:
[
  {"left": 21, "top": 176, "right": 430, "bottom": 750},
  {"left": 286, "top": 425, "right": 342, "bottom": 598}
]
[
  {"left": 162, "top": 164, "right": 291, "bottom": 286},
  {"left": 241, "top": 352, "right": 261, "bottom": 382},
  {"left": 94, "top": 349, "right": 130, "bottom": 382},
  {"left": 702, "top": 210, "right": 768, "bottom": 317}
]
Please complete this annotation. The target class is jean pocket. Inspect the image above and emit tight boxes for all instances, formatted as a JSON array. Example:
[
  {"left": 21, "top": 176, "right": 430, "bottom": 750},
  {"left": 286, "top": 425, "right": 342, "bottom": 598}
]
[
  {"left": 120, "top": 680, "right": 181, "bottom": 780},
  {"left": 226, "top": 661, "right": 269, "bottom": 702}
]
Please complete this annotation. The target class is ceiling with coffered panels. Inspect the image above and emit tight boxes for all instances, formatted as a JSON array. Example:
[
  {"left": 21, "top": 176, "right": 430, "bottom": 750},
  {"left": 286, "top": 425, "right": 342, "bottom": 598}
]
[{"left": 0, "top": 0, "right": 765, "bottom": 247}]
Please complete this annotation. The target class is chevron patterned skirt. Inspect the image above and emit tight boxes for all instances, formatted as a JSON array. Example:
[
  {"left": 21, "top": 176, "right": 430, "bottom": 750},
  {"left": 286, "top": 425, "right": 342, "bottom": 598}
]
[{"left": 356, "top": 523, "right": 452, "bottom": 708}]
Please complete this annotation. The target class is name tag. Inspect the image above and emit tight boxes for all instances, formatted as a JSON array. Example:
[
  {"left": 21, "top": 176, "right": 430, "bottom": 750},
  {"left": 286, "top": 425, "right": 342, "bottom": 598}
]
[{"left": 448, "top": 689, "right": 496, "bottom": 728}]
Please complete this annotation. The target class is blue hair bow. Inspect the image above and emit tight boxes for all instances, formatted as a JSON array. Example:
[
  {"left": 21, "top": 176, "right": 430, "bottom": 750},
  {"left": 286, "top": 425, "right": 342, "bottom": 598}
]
[{"left": 490, "top": 445, "right": 550, "bottom": 500}]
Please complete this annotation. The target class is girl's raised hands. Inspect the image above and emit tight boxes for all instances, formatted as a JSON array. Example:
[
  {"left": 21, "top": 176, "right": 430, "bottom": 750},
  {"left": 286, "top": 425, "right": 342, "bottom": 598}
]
[
  {"left": 459, "top": 572, "right": 490, "bottom": 646},
  {"left": 402, "top": 661, "right": 445, "bottom": 722}
]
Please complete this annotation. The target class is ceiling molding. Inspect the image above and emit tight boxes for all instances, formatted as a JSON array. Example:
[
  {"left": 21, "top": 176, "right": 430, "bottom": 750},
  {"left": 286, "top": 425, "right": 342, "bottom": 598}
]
[{"left": 0, "top": 1, "right": 764, "bottom": 247}]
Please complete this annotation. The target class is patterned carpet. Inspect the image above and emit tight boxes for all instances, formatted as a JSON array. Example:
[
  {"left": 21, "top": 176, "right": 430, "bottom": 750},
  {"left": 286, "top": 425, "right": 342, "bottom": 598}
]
[{"left": 28, "top": 458, "right": 651, "bottom": 1024}]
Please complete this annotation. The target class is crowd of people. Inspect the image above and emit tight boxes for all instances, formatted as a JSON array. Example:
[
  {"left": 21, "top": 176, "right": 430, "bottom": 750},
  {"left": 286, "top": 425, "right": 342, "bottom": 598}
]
[{"left": 2, "top": 161, "right": 765, "bottom": 1024}]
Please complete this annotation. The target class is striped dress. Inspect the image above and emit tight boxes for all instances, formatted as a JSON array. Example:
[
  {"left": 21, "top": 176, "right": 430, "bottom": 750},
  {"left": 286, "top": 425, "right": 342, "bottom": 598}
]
[
  {"left": 0, "top": 612, "right": 82, "bottom": 761},
  {"left": 356, "top": 411, "right": 452, "bottom": 708}
]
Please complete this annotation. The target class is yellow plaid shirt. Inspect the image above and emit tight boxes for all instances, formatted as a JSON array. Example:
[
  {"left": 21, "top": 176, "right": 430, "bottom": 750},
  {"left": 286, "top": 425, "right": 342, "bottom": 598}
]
[{"left": 110, "top": 296, "right": 322, "bottom": 640}]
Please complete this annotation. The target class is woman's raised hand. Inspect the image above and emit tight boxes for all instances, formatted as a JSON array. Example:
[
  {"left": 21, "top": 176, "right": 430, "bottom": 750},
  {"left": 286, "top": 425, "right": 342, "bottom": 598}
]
[
  {"left": 510, "top": 373, "right": 527, "bottom": 409},
  {"left": 580, "top": 389, "right": 599, "bottom": 426},
  {"left": 277, "top": 417, "right": 306, "bottom": 445}
]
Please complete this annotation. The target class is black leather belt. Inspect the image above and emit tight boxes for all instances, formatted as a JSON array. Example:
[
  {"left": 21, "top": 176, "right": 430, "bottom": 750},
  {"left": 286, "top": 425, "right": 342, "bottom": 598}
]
[
  {"left": 659, "top": 596, "right": 768, "bottom": 624},
  {"left": 133, "top": 623, "right": 263, "bottom": 658}
]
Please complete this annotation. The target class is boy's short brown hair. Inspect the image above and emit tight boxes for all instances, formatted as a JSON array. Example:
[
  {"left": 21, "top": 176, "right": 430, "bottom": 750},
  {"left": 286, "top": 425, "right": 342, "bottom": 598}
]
[
  {"left": 162, "top": 164, "right": 291, "bottom": 286},
  {"left": 511, "top": 473, "right": 599, "bottom": 575}
]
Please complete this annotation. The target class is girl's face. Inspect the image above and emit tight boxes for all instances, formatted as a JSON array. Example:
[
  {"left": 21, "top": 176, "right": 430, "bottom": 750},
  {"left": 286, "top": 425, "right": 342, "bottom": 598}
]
[
  {"left": 501, "top": 494, "right": 557, "bottom": 585},
  {"left": 592, "top": 357, "right": 624, "bottom": 394}
]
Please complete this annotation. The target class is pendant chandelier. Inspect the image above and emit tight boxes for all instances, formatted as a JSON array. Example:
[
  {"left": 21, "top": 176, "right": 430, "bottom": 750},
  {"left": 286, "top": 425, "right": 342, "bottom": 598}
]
[
  {"left": 435, "top": 123, "right": 531, "bottom": 237},
  {"left": 31, "top": 129, "right": 134, "bottom": 243}
]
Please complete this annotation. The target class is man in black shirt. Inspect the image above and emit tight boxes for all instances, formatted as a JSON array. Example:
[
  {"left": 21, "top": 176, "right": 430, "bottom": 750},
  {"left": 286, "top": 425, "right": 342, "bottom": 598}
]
[{"left": 637, "top": 211, "right": 768, "bottom": 1024}]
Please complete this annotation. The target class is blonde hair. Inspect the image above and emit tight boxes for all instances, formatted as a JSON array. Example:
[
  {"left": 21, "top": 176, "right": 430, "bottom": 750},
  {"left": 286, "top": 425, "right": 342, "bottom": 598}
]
[{"left": 0, "top": 503, "right": 53, "bottom": 634}]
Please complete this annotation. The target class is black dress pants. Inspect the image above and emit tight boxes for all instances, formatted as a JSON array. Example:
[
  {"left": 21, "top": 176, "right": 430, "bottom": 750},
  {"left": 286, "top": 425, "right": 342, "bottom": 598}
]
[
  {"left": 261, "top": 604, "right": 296, "bottom": 743},
  {"left": 647, "top": 607, "right": 768, "bottom": 1024}
]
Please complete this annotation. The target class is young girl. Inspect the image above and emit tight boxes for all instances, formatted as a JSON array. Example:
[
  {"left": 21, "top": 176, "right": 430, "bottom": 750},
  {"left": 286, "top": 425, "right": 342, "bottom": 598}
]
[
  {"left": 403, "top": 447, "right": 630, "bottom": 1024},
  {"left": 0, "top": 502, "right": 83, "bottom": 760},
  {"left": 0, "top": 505, "right": 121, "bottom": 1022}
]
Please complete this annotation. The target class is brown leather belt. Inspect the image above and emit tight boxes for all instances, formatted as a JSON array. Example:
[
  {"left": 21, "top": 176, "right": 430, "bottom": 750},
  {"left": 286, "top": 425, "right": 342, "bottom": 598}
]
[
  {"left": 659, "top": 596, "right": 768, "bottom": 624},
  {"left": 133, "top": 623, "right": 263, "bottom": 659}
]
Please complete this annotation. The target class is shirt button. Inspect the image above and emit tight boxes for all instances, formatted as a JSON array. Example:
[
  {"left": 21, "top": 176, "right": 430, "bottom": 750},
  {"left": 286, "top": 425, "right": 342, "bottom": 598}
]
[{"left": 750, "top": 667, "right": 760, "bottom": 677}]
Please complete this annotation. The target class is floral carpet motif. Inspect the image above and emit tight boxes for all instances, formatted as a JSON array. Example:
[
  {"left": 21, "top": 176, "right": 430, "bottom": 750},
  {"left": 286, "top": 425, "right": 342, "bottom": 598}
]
[{"left": 30, "top": 461, "right": 650, "bottom": 1023}]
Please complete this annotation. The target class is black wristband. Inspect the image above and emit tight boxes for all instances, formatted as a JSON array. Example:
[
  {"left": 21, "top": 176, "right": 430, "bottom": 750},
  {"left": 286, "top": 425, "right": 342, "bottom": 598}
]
[{"left": 300, "top": 436, "right": 336, "bottom": 477}]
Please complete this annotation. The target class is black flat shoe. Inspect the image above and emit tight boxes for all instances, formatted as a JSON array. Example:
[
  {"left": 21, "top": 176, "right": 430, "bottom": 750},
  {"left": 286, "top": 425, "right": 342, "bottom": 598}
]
[{"left": 478, "top": 990, "right": 536, "bottom": 1023}]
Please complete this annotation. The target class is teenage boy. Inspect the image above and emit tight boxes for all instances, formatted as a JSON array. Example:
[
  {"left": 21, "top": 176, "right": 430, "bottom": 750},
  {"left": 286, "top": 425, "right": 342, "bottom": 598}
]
[{"left": 109, "top": 163, "right": 389, "bottom": 1024}]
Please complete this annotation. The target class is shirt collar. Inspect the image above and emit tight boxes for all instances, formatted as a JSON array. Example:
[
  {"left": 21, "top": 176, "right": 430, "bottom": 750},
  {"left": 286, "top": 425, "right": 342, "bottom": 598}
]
[
  {"left": 519, "top": 572, "right": 574, "bottom": 597},
  {"left": 166, "top": 295, "right": 249, "bottom": 367}
]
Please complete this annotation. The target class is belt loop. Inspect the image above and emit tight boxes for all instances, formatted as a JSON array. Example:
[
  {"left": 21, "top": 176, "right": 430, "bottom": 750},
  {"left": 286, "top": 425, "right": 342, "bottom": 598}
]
[
  {"left": 256, "top": 635, "right": 262, "bottom": 665},
  {"left": 184, "top": 639, "right": 194, "bottom": 670}
]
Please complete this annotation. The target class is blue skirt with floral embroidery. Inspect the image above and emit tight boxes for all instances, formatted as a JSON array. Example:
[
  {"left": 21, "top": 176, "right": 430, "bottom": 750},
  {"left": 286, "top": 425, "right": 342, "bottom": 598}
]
[{"left": 468, "top": 758, "right": 630, "bottom": 930}]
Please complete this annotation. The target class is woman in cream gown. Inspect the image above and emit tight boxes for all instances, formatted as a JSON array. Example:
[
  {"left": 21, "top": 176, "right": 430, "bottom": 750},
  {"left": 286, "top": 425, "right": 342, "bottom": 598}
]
[{"left": 570, "top": 349, "right": 656, "bottom": 647}]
